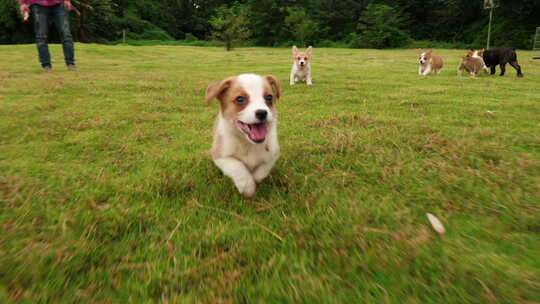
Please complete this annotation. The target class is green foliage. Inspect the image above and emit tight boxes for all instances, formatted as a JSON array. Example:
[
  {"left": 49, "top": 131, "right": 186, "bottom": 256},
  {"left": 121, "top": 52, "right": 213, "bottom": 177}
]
[
  {"left": 351, "top": 4, "right": 411, "bottom": 49},
  {"left": 246, "top": 0, "right": 289, "bottom": 46},
  {"left": 184, "top": 33, "right": 198, "bottom": 42},
  {"left": 0, "top": 0, "right": 538, "bottom": 53},
  {"left": 472, "top": 20, "right": 535, "bottom": 49},
  {"left": 72, "top": 0, "right": 118, "bottom": 42},
  {"left": 0, "top": 0, "right": 33, "bottom": 43},
  {"left": 116, "top": 8, "right": 173, "bottom": 41},
  {"left": 408, "top": 40, "right": 470, "bottom": 50},
  {"left": 209, "top": 3, "right": 251, "bottom": 51},
  {"left": 284, "top": 7, "right": 323, "bottom": 47}
]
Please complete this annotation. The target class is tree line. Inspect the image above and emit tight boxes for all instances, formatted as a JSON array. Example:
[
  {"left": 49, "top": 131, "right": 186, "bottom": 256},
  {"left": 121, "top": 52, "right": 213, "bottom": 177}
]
[{"left": 0, "top": 0, "right": 538, "bottom": 49}]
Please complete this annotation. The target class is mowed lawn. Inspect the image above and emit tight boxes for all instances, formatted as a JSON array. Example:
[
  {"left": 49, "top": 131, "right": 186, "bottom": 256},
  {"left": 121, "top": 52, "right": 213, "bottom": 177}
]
[{"left": 0, "top": 44, "right": 539, "bottom": 303}]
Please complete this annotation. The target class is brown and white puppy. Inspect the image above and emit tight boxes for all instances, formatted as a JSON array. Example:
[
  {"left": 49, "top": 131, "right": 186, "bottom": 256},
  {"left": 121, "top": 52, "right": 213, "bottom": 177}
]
[
  {"left": 290, "top": 46, "right": 313, "bottom": 85},
  {"left": 205, "top": 74, "right": 281, "bottom": 198},
  {"left": 418, "top": 49, "right": 443, "bottom": 76},
  {"left": 458, "top": 50, "right": 489, "bottom": 77},
  {"left": 467, "top": 49, "right": 490, "bottom": 74}
]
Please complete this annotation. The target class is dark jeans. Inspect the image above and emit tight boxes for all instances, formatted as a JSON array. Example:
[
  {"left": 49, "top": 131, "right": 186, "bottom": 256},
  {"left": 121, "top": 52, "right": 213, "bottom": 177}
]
[{"left": 31, "top": 3, "right": 75, "bottom": 67}]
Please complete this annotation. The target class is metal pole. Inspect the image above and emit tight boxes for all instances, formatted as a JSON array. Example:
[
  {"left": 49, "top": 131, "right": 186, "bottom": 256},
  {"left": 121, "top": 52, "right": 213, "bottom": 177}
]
[{"left": 486, "top": 7, "right": 493, "bottom": 49}]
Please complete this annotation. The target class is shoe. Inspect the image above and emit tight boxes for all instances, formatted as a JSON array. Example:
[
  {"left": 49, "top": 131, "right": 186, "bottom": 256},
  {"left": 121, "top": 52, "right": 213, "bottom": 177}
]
[{"left": 67, "top": 65, "right": 78, "bottom": 71}]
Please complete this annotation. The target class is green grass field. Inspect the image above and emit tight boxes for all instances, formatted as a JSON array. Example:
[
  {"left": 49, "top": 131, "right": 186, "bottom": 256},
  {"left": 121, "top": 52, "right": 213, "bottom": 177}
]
[{"left": 1, "top": 44, "right": 539, "bottom": 303}]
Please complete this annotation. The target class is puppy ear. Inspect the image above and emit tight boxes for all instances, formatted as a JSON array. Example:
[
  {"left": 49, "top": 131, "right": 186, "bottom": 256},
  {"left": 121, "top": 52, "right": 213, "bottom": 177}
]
[
  {"left": 205, "top": 77, "right": 234, "bottom": 104},
  {"left": 467, "top": 49, "right": 473, "bottom": 56},
  {"left": 306, "top": 46, "right": 313, "bottom": 57},
  {"left": 427, "top": 49, "right": 433, "bottom": 54},
  {"left": 264, "top": 75, "right": 281, "bottom": 100},
  {"left": 292, "top": 45, "right": 298, "bottom": 56}
]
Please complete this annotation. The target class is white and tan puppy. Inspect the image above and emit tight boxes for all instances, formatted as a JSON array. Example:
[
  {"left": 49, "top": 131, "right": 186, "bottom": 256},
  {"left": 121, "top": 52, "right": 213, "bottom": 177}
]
[
  {"left": 418, "top": 48, "right": 443, "bottom": 76},
  {"left": 205, "top": 74, "right": 281, "bottom": 198},
  {"left": 457, "top": 50, "right": 489, "bottom": 76},
  {"left": 468, "top": 48, "right": 490, "bottom": 73},
  {"left": 290, "top": 46, "right": 313, "bottom": 85}
]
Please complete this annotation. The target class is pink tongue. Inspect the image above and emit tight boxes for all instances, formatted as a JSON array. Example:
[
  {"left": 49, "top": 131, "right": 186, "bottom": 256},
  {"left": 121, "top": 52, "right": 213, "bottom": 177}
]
[{"left": 249, "top": 123, "right": 267, "bottom": 141}]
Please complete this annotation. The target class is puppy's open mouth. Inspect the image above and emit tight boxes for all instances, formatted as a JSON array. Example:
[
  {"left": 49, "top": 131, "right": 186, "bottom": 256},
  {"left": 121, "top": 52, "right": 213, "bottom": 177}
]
[{"left": 236, "top": 121, "right": 268, "bottom": 143}]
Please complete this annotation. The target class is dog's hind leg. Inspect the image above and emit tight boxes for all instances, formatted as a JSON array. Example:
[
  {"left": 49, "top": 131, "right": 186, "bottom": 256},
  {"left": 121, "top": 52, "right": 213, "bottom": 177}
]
[
  {"left": 490, "top": 66, "right": 496, "bottom": 75},
  {"left": 509, "top": 61, "right": 524, "bottom": 77}
]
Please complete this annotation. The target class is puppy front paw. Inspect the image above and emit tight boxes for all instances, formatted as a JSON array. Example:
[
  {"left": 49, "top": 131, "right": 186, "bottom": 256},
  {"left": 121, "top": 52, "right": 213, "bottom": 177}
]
[
  {"left": 253, "top": 170, "right": 269, "bottom": 184},
  {"left": 235, "top": 175, "right": 256, "bottom": 198}
]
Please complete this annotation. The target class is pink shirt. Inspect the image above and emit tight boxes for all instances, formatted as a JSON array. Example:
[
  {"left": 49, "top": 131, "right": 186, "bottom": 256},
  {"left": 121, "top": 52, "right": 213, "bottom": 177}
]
[{"left": 19, "top": 0, "right": 68, "bottom": 5}]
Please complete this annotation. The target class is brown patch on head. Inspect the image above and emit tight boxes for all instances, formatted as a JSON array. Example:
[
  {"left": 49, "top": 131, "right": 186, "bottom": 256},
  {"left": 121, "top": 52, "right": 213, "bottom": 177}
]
[
  {"left": 205, "top": 76, "right": 252, "bottom": 120},
  {"left": 205, "top": 76, "right": 236, "bottom": 104},
  {"left": 220, "top": 86, "right": 250, "bottom": 120},
  {"left": 467, "top": 49, "right": 474, "bottom": 56},
  {"left": 263, "top": 75, "right": 281, "bottom": 101},
  {"left": 477, "top": 49, "right": 485, "bottom": 57}
]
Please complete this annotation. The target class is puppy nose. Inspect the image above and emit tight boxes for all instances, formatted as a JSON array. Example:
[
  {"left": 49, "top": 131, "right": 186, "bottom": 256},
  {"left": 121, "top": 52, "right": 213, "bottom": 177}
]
[{"left": 255, "top": 109, "right": 268, "bottom": 121}]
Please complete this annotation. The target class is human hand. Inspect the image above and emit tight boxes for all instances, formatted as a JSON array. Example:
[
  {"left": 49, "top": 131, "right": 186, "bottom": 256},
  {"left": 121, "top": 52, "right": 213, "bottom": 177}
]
[
  {"left": 64, "top": 1, "right": 73, "bottom": 11},
  {"left": 20, "top": 4, "right": 30, "bottom": 20}
]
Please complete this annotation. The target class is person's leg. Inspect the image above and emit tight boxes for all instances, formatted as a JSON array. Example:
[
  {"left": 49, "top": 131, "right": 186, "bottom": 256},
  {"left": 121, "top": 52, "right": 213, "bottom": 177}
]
[
  {"left": 31, "top": 5, "right": 51, "bottom": 69},
  {"left": 52, "top": 3, "right": 75, "bottom": 67}
]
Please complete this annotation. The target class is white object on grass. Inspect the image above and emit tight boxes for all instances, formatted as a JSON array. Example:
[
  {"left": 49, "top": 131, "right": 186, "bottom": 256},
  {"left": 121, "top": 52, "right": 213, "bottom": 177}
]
[{"left": 427, "top": 213, "right": 445, "bottom": 234}]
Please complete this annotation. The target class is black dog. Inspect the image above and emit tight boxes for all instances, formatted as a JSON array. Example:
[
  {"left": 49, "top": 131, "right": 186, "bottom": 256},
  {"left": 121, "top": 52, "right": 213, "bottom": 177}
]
[{"left": 481, "top": 48, "right": 523, "bottom": 77}]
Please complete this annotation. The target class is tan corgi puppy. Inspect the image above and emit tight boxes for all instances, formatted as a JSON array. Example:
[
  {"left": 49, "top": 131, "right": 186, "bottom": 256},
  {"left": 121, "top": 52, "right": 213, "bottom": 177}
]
[
  {"left": 418, "top": 49, "right": 443, "bottom": 76},
  {"left": 290, "top": 46, "right": 313, "bottom": 85}
]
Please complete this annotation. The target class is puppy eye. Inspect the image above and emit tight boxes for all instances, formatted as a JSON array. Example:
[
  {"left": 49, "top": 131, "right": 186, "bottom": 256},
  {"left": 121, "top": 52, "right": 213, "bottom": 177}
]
[
  {"left": 235, "top": 96, "right": 246, "bottom": 104},
  {"left": 265, "top": 94, "right": 273, "bottom": 103},
  {"left": 304, "top": 57, "right": 308, "bottom": 60}
]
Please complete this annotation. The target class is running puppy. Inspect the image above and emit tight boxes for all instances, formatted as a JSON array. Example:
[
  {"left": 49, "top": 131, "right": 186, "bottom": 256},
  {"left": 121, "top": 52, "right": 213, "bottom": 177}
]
[
  {"left": 458, "top": 52, "right": 488, "bottom": 77},
  {"left": 467, "top": 48, "right": 490, "bottom": 73},
  {"left": 290, "top": 46, "right": 313, "bottom": 85},
  {"left": 418, "top": 49, "right": 443, "bottom": 76},
  {"left": 480, "top": 47, "right": 523, "bottom": 77},
  {"left": 205, "top": 74, "right": 281, "bottom": 198}
]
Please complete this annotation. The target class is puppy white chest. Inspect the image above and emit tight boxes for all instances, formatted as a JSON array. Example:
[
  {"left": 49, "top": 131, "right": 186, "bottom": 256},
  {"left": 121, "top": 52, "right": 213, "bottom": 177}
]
[
  {"left": 238, "top": 143, "right": 275, "bottom": 171},
  {"left": 293, "top": 65, "right": 308, "bottom": 79}
]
